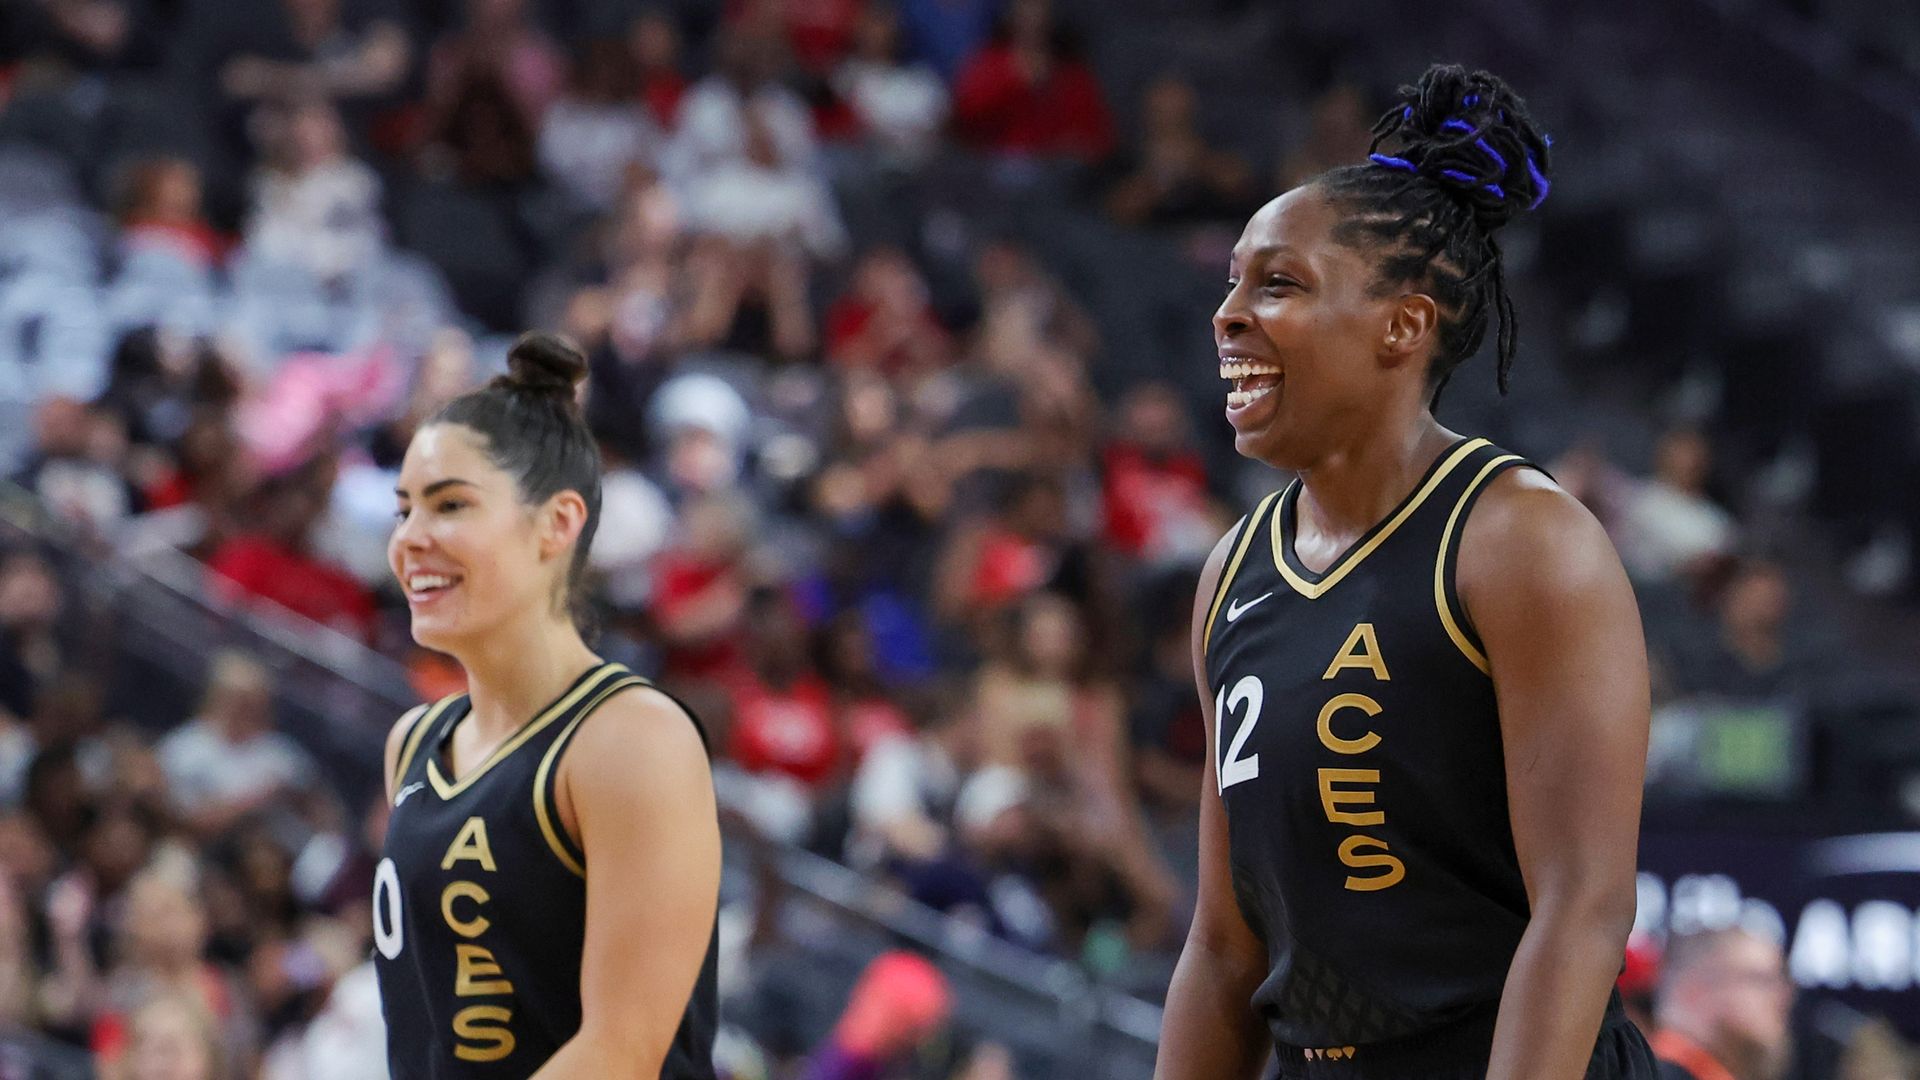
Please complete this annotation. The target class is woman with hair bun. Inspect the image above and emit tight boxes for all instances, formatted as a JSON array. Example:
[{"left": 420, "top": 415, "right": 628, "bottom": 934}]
[
  {"left": 1156, "top": 66, "right": 1657, "bottom": 1079},
  {"left": 373, "top": 332, "right": 718, "bottom": 1078}
]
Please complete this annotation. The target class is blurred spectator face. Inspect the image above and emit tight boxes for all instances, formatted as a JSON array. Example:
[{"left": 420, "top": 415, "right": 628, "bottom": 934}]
[
  {"left": 389, "top": 425, "right": 578, "bottom": 652},
  {"left": 1117, "top": 382, "right": 1189, "bottom": 455},
  {"left": 203, "top": 652, "right": 274, "bottom": 743},
  {"left": 852, "top": 7, "right": 902, "bottom": 61},
  {"left": 747, "top": 598, "right": 811, "bottom": 683},
  {"left": 1721, "top": 562, "right": 1791, "bottom": 639},
  {"left": 1007, "top": 0, "right": 1052, "bottom": 46},
  {"left": 23, "top": 749, "right": 87, "bottom": 848},
  {"left": 417, "top": 331, "right": 477, "bottom": 412},
  {"left": 87, "top": 408, "right": 131, "bottom": 467},
  {"left": 0, "top": 873, "right": 28, "bottom": 1017},
  {"left": 1007, "top": 475, "right": 1066, "bottom": 539},
  {"left": 629, "top": 12, "right": 681, "bottom": 70},
  {"left": 236, "top": 829, "right": 293, "bottom": 911},
  {"left": 31, "top": 675, "right": 103, "bottom": 745},
  {"left": 287, "top": 100, "right": 348, "bottom": 172},
  {"left": 667, "top": 429, "right": 741, "bottom": 494},
  {"left": 679, "top": 495, "right": 750, "bottom": 563},
  {"left": 840, "top": 373, "right": 899, "bottom": 446},
  {"left": 574, "top": 39, "right": 638, "bottom": 102},
  {"left": 718, "top": 28, "right": 783, "bottom": 89},
  {"left": 1655, "top": 428, "right": 1712, "bottom": 495},
  {"left": 1658, "top": 930, "right": 1794, "bottom": 1080},
  {"left": 973, "top": 241, "right": 1031, "bottom": 296},
  {"left": 854, "top": 247, "right": 927, "bottom": 311},
  {"left": 1018, "top": 593, "right": 1082, "bottom": 675},
  {"left": 0, "top": 816, "right": 55, "bottom": 898},
  {"left": 284, "top": 0, "right": 341, "bottom": 38},
  {"left": 82, "top": 802, "right": 153, "bottom": 897},
  {"left": 742, "top": 109, "right": 783, "bottom": 169},
  {"left": 121, "top": 872, "right": 210, "bottom": 973},
  {"left": 120, "top": 159, "right": 204, "bottom": 225},
  {"left": 125, "top": 994, "right": 218, "bottom": 1080},
  {"left": 1143, "top": 75, "right": 1196, "bottom": 132},
  {"left": 468, "top": 0, "right": 527, "bottom": 30},
  {"left": 32, "top": 397, "right": 89, "bottom": 458},
  {"left": 0, "top": 551, "right": 62, "bottom": 633}
]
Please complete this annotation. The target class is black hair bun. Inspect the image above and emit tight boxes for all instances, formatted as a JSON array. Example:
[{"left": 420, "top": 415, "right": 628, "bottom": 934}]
[
  {"left": 1368, "top": 64, "right": 1552, "bottom": 231},
  {"left": 501, "top": 332, "right": 588, "bottom": 403}
]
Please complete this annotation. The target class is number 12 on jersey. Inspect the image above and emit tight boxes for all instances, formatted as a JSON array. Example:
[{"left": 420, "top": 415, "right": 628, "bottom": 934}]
[{"left": 1215, "top": 675, "right": 1263, "bottom": 794}]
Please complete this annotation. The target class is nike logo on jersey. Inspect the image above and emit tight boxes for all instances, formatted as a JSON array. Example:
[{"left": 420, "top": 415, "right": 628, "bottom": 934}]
[
  {"left": 1225, "top": 592, "right": 1273, "bottom": 622},
  {"left": 395, "top": 781, "right": 426, "bottom": 806}
]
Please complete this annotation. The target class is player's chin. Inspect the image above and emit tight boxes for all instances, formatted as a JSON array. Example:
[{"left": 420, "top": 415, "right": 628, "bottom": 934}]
[
  {"left": 1232, "top": 420, "right": 1292, "bottom": 463},
  {"left": 407, "top": 611, "right": 463, "bottom": 651}
]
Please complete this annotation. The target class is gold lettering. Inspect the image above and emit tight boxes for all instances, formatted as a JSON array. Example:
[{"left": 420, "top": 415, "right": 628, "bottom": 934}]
[
  {"left": 452, "top": 1005, "right": 516, "bottom": 1062},
  {"left": 441, "top": 880, "right": 491, "bottom": 938},
  {"left": 1322, "top": 623, "right": 1389, "bottom": 681},
  {"left": 441, "top": 817, "right": 498, "bottom": 872},
  {"left": 1317, "top": 768, "right": 1384, "bottom": 826},
  {"left": 1339, "top": 835, "right": 1406, "bottom": 891},
  {"left": 454, "top": 944, "right": 514, "bottom": 996},
  {"left": 1315, "top": 693, "right": 1383, "bottom": 755}
]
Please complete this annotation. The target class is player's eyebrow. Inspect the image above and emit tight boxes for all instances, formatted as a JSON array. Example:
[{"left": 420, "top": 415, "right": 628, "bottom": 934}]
[{"left": 394, "top": 478, "right": 476, "bottom": 499}]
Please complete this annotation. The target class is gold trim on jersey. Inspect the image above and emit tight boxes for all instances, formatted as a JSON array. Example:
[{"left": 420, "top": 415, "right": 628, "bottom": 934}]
[
  {"left": 532, "top": 675, "right": 648, "bottom": 877},
  {"left": 426, "top": 663, "right": 623, "bottom": 800},
  {"left": 1433, "top": 453, "right": 1523, "bottom": 675},
  {"left": 1271, "top": 438, "right": 1489, "bottom": 600},
  {"left": 392, "top": 696, "right": 459, "bottom": 803},
  {"left": 1203, "top": 491, "right": 1282, "bottom": 657}
]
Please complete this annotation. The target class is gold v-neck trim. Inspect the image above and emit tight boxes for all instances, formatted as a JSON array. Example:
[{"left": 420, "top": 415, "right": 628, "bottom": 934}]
[
  {"left": 426, "top": 662, "right": 622, "bottom": 800},
  {"left": 1272, "top": 438, "right": 1488, "bottom": 600}
]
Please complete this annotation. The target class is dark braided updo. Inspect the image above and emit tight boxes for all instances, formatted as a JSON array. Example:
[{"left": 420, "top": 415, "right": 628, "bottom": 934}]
[{"left": 1314, "top": 64, "right": 1553, "bottom": 404}]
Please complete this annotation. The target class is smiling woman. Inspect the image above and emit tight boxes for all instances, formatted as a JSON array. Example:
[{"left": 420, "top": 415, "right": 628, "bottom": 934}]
[
  {"left": 1157, "top": 66, "right": 1657, "bottom": 1080},
  {"left": 378, "top": 333, "right": 720, "bottom": 1080}
]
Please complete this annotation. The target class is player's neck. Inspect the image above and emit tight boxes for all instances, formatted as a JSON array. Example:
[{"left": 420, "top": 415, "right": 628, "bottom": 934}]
[
  {"left": 1294, "top": 418, "right": 1458, "bottom": 542},
  {"left": 457, "top": 616, "right": 600, "bottom": 738}
]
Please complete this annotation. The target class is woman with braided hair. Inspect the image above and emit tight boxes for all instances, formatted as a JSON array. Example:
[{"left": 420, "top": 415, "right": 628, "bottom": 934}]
[{"left": 1155, "top": 65, "right": 1656, "bottom": 1080}]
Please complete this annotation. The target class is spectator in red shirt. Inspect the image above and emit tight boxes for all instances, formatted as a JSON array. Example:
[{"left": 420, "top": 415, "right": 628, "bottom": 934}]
[
  {"left": 817, "top": 609, "right": 911, "bottom": 761},
  {"left": 824, "top": 246, "right": 952, "bottom": 377},
  {"left": 205, "top": 458, "right": 375, "bottom": 643},
  {"left": 113, "top": 157, "right": 226, "bottom": 270},
  {"left": 651, "top": 494, "right": 756, "bottom": 685},
  {"left": 728, "top": 593, "right": 842, "bottom": 789},
  {"left": 951, "top": 0, "right": 1114, "bottom": 163},
  {"left": 1099, "top": 381, "right": 1216, "bottom": 566},
  {"left": 628, "top": 9, "right": 690, "bottom": 129}
]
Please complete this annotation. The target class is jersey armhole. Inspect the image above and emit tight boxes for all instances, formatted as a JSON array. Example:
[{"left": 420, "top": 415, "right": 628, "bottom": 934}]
[
  {"left": 1202, "top": 490, "right": 1282, "bottom": 659},
  {"left": 390, "top": 696, "right": 457, "bottom": 801},
  {"left": 531, "top": 674, "right": 662, "bottom": 877},
  {"left": 1434, "top": 456, "right": 1532, "bottom": 675}
]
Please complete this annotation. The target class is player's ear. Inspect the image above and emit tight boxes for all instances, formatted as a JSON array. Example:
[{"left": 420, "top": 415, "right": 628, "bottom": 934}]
[
  {"left": 1382, "top": 295, "right": 1439, "bottom": 369},
  {"left": 538, "top": 490, "right": 589, "bottom": 562}
]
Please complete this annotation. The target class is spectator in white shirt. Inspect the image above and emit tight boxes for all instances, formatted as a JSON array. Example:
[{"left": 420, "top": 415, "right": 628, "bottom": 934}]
[
  {"left": 244, "top": 99, "right": 386, "bottom": 285},
  {"left": 157, "top": 651, "right": 316, "bottom": 838},
  {"left": 835, "top": 7, "right": 949, "bottom": 169},
  {"left": 666, "top": 28, "right": 817, "bottom": 186}
]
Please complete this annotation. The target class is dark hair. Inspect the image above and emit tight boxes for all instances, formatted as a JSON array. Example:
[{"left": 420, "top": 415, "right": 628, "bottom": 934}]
[
  {"left": 1312, "top": 64, "right": 1552, "bottom": 405},
  {"left": 430, "top": 333, "right": 602, "bottom": 630}
]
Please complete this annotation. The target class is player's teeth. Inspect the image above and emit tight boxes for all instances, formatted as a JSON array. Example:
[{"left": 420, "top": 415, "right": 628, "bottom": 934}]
[{"left": 1226, "top": 386, "right": 1275, "bottom": 408}]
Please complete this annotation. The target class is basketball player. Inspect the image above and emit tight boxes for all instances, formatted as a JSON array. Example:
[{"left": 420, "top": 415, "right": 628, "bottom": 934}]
[
  {"left": 1154, "top": 66, "right": 1656, "bottom": 1079},
  {"left": 374, "top": 333, "right": 718, "bottom": 1078}
]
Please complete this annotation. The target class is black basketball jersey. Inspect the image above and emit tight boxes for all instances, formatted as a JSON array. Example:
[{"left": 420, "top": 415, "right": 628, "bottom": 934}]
[
  {"left": 1203, "top": 436, "right": 1541, "bottom": 1060},
  {"left": 373, "top": 661, "right": 719, "bottom": 1080}
]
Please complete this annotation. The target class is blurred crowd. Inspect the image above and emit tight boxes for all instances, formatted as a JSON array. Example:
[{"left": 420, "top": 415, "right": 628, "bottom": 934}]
[{"left": 0, "top": 0, "right": 1916, "bottom": 1077}]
